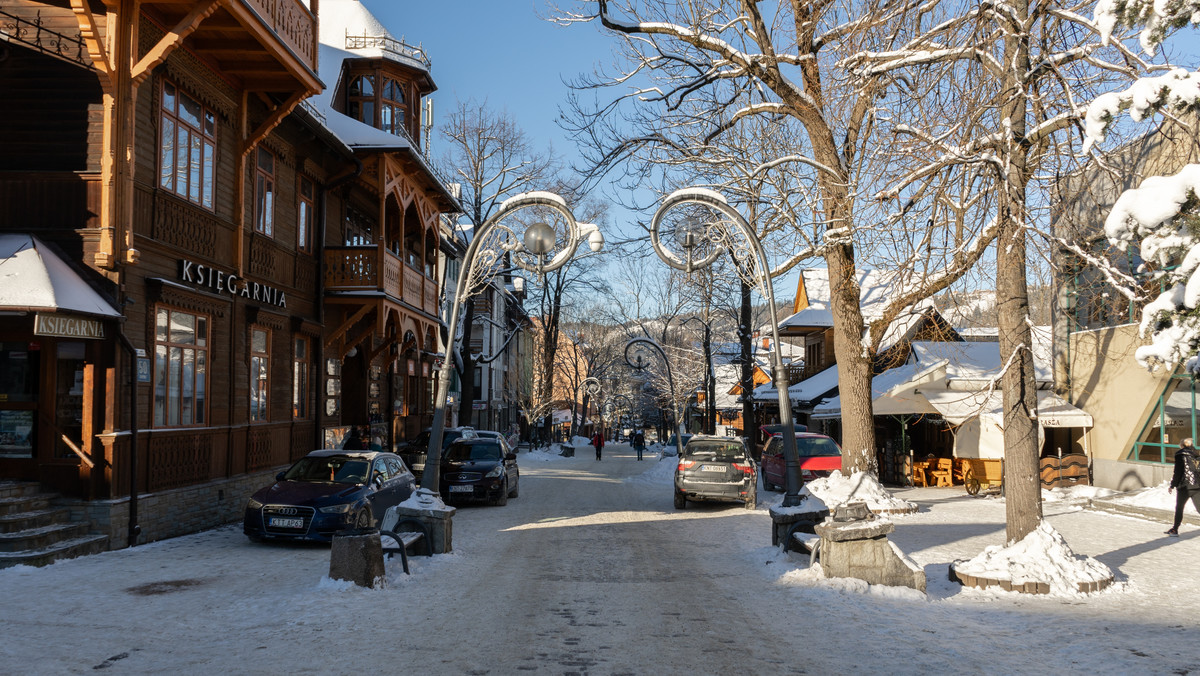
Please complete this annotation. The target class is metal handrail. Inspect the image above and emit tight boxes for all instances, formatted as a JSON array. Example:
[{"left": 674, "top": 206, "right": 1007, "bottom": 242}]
[{"left": 344, "top": 32, "right": 432, "bottom": 70}]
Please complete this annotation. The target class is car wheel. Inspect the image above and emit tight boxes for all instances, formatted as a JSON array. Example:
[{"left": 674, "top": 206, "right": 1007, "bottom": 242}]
[
  {"left": 744, "top": 485, "right": 757, "bottom": 509},
  {"left": 508, "top": 480, "right": 519, "bottom": 499},
  {"left": 674, "top": 492, "right": 686, "bottom": 510},
  {"left": 354, "top": 506, "right": 373, "bottom": 529},
  {"left": 494, "top": 480, "right": 509, "bottom": 506}
]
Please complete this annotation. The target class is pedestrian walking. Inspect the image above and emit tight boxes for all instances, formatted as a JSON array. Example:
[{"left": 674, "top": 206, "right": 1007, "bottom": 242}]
[
  {"left": 633, "top": 429, "right": 646, "bottom": 461},
  {"left": 1168, "top": 437, "right": 1200, "bottom": 536},
  {"left": 591, "top": 431, "right": 604, "bottom": 461}
]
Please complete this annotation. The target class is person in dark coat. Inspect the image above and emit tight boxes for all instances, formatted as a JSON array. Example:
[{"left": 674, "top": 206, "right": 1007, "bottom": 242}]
[
  {"left": 1167, "top": 437, "right": 1200, "bottom": 536},
  {"left": 591, "top": 431, "right": 604, "bottom": 461},
  {"left": 342, "top": 427, "right": 366, "bottom": 451},
  {"left": 632, "top": 429, "right": 646, "bottom": 461}
]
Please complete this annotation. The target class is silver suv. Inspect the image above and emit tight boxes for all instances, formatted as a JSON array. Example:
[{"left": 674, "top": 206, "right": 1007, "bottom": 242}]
[{"left": 673, "top": 435, "right": 757, "bottom": 509}]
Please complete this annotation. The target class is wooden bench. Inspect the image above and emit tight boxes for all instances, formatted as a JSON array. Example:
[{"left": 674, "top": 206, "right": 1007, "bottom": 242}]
[
  {"left": 791, "top": 532, "right": 821, "bottom": 557},
  {"left": 379, "top": 518, "right": 432, "bottom": 574}
]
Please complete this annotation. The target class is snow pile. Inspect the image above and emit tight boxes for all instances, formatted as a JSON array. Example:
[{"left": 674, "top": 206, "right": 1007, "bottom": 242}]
[
  {"left": 953, "top": 521, "right": 1114, "bottom": 596},
  {"left": 1042, "top": 484, "right": 1116, "bottom": 503},
  {"left": 397, "top": 489, "right": 446, "bottom": 511},
  {"left": 623, "top": 456, "right": 677, "bottom": 485},
  {"left": 522, "top": 446, "right": 570, "bottom": 462},
  {"left": 794, "top": 470, "right": 918, "bottom": 514},
  {"left": 1104, "top": 480, "right": 1200, "bottom": 514},
  {"left": 571, "top": 436, "right": 592, "bottom": 446}
]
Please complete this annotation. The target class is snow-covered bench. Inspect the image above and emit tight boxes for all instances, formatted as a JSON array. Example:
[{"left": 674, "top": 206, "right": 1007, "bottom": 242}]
[{"left": 379, "top": 517, "right": 432, "bottom": 574}]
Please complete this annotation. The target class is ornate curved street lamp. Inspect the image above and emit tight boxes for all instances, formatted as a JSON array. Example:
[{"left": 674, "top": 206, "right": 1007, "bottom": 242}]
[
  {"left": 650, "top": 188, "right": 804, "bottom": 507},
  {"left": 571, "top": 376, "right": 602, "bottom": 439},
  {"left": 422, "top": 192, "right": 603, "bottom": 496},
  {"left": 625, "top": 337, "right": 688, "bottom": 458}
]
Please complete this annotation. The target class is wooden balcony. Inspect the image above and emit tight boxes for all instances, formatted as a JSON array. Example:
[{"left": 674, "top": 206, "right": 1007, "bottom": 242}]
[
  {"left": 141, "top": 0, "right": 320, "bottom": 94},
  {"left": 324, "top": 246, "right": 438, "bottom": 316}
]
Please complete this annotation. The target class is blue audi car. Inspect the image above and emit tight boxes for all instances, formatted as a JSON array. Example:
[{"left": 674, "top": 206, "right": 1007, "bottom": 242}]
[{"left": 243, "top": 450, "right": 416, "bottom": 542}]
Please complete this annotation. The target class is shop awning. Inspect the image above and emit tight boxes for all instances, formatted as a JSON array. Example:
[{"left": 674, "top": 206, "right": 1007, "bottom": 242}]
[
  {"left": 0, "top": 234, "right": 120, "bottom": 318},
  {"left": 923, "top": 389, "right": 1094, "bottom": 428}
]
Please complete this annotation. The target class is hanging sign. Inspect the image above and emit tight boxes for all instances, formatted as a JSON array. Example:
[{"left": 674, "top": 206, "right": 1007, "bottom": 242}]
[
  {"left": 34, "top": 313, "right": 105, "bottom": 339},
  {"left": 178, "top": 259, "right": 287, "bottom": 308}
]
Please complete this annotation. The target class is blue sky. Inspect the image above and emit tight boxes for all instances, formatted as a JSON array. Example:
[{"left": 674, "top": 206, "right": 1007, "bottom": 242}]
[{"left": 366, "top": 1, "right": 612, "bottom": 176}]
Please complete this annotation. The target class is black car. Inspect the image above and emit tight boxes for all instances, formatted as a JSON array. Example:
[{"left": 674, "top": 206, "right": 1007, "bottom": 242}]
[
  {"left": 243, "top": 450, "right": 416, "bottom": 542},
  {"left": 398, "top": 427, "right": 476, "bottom": 480},
  {"left": 440, "top": 438, "right": 519, "bottom": 505},
  {"left": 673, "top": 435, "right": 757, "bottom": 509}
]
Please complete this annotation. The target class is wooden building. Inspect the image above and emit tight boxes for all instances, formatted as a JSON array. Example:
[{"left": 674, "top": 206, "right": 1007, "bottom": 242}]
[{"left": 0, "top": 0, "right": 459, "bottom": 557}]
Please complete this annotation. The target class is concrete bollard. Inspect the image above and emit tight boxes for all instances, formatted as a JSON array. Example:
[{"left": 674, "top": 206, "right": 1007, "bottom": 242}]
[{"left": 329, "top": 528, "right": 386, "bottom": 588}]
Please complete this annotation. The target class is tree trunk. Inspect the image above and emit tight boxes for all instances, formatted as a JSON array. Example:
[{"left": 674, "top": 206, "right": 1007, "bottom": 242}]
[
  {"left": 825, "top": 241, "right": 875, "bottom": 473},
  {"left": 458, "top": 299, "right": 478, "bottom": 428},
  {"left": 740, "top": 280, "right": 756, "bottom": 458},
  {"left": 999, "top": 0, "right": 1043, "bottom": 544}
]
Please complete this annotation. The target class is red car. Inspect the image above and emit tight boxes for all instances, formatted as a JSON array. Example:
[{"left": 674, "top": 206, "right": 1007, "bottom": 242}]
[{"left": 760, "top": 432, "right": 843, "bottom": 491}]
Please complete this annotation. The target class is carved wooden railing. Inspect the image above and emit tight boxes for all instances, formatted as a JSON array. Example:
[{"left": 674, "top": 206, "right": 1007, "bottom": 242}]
[
  {"left": 147, "top": 430, "right": 215, "bottom": 491},
  {"left": 383, "top": 251, "right": 403, "bottom": 298},
  {"left": 324, "top": 246, "right": 379, "bottom": 290},
  {"left": 402, "top": 264, "right": 423, "bottom": 308},
  {"left": 247, "top": 424, "right": 290, "bottom": 470},
  {"left": 139, "top": 187, "right": 222, "bottom": 259},
  {"left": 243, "top": 0, "right": 317, "bottom": 72},
  {"left": 325, "top": 247, "right": 441, "bottom": 313}
]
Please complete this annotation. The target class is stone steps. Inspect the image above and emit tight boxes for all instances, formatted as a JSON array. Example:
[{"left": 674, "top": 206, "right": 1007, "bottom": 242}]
[
  {"left": 0, "top": 481, "right": 108, "bottom": 568},
  {"left": 0, "top": 507, "right": 73, "bottom": 534},
  {"left": 0, "top": 534, "right": 110, "bottom": 568}
]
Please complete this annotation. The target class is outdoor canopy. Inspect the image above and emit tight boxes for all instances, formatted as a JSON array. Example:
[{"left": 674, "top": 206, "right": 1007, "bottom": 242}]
[{"left": 0, "top": 234, "right": 121, "bottom": 318}]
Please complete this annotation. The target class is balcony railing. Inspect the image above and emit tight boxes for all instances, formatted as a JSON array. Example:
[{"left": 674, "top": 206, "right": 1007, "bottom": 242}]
[
  {"left": 344, "top": 31, "right": 431, "bottom": 71},
  {"left": 245, "top": 0, "right": 317, "bottom": 72},
  {"left": 324, "top": 246, "right": 438, "bottom": 315}
]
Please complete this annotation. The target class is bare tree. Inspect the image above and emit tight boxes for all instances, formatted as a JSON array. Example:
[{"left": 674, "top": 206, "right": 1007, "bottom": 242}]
[
  {"left": 842, "top": 0, "right": 1160, "bottom": 542},
  {"left": 555, "top": 1, "right": 1001, "bottom": 474},
  {"left": 439, "top": 99, "right": 553, "bottom": 427}
]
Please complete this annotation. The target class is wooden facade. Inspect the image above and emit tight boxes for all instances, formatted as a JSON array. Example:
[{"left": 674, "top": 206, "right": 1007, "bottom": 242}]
[{"left": 0, "top": 0, "right": 457, "bottom": 543}]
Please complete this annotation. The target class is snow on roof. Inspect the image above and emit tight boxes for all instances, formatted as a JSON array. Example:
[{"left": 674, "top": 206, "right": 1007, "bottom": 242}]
[
  {"left": 318, "top": 0, "right": 431, "bottom": 74},
  {"left": 912, "top": 328, "right": 1053, "bottom": 383},
  {"left": 0, "top": 234, "right": 120, "bottom": 318},
  {"left": 753, "top": 364, "right": 840, "bottom": 403},
  {"left": 923, "top": 389, "right": 1093, "bottom": 427},
  {"left": 711, "top": 364, "right": 742, "bottom": 409},
  {"left": 309, "top": 45, "right": 414, "bottom": 150},
  {"left": 782, "top": 269, "right": 925, "bottom": 327},
  {"left": 812, "top": 330, "right": 1058, "bottom": 420},
  {"left": 778, "top": 268, "right": 938, "bottom": 352}
]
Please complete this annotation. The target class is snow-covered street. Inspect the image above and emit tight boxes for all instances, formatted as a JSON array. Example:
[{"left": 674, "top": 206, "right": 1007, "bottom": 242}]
[{"left": 3, "top": 443, "right": 1199, "bottom": 675}]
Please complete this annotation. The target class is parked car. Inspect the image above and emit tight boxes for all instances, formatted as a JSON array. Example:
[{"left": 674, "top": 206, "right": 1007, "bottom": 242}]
[
  {"left": 760, "top": 432, "right": 843, "bottom": 491},
  {"left": 673, "top": 435, "right": 757, "bottom": 509},
  {"left": 662, "top": 433, "right": 694, "bottom": 457},
  {"left": 755, "top": 423, "right": 808, "bottom": 460},
  {"left": 243, "top": 450, "right": 416, "bottom": 542},
  {"left": 398, "top": 427, "right": 476, "bottom": 479},
  {"left": 440, "top": 438, "right": 519, "bottom": 505}
]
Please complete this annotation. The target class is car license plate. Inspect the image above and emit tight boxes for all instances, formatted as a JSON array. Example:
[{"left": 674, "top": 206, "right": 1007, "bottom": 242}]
[
  {"left": 269, "top": 517, "right": 303, "bottom": 529},
  {"left": 449, "top": 485, "right": 473, "bottom": 493},
  {"left": 412, "top": 463, "right": 424, "bottom": 471},
  {"left": 700, "top": 465, "right": 725, "bottom": 472}
]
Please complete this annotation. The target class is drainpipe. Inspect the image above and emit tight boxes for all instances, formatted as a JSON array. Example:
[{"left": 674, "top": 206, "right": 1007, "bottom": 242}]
[{"left": 116, "top": 329, "right": 140, "bottom": 547}]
